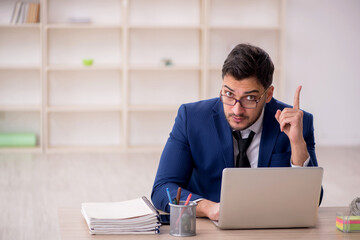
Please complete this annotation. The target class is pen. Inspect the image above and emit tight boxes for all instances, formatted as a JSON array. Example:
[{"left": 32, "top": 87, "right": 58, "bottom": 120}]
[
  {"left": 184, "top": 193, "right": 192, "bottom": 206},
  {"left": 166, "top": 188, "right": 173, "bottom": 204},
  {"left": 176, "top": 187, "right": 182, "bottom": 205},
  {"left": 176, "top": 193, "right": 192, "bottom": 225}
]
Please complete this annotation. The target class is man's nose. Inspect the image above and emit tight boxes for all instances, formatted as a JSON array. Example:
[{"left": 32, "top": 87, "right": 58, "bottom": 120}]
[{"left": 232, "top": 101, "right": 245, "bottom": 115}]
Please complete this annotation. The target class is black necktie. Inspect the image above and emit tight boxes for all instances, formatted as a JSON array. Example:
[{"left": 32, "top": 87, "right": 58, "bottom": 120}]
[{"left": 232, "top": 131, "right": 255, "bottom": 168}]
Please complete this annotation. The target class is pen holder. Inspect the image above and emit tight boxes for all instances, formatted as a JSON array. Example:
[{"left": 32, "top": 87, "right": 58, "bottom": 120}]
[{"left": 169, "top": 201, "right": 197, "bottom": 237}]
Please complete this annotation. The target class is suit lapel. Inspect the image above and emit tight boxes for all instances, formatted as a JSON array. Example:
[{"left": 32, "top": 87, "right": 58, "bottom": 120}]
[
  {"left": 258, "top": 98, "right": 280, "bottom": 167},
  {"left": 212, "top": 99, "right": 234, "bottom": 168}
]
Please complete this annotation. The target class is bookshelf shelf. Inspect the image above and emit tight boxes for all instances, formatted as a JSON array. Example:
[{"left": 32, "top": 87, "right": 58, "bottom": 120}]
[
  {"left": 129, "top": 25, "right": 201, "bottom": 30},
  {"left": 209, "top": 26, "right": 281, "bottom": 31},
  {"left": 0, "top": 0, "right": 285, "bottom": 152},
  {"left": 45, "top": 146, "right": 124, "bottom": 153},
  {"left": 0, "top": 106, "right": 41, "bottom": 112},
  {"left": 126, "top": 146, "right": 163, "bottom": 152},
  {"left": 0, "top": 24, "right": 41, "bottom": 29},
  {"left": 0, "top": 66, "right": 41, "bottom": 70},
  {"left": 209, "top": 65, "right": 282, "bottom": 72},
  {"left": 128, "top": 105, "right": 179, "bottom": 112},
  {"left": 46, "top": 106, "right": 123, "bottom": 113},
  {"left": 128, "top": 66, "right": 201, "bottom": 71},
  {"left": 0, "top": 147, "right": 42, "bottom": 153},
  {"left": 46, "top": 66, "right": 121, "bottom": 71},
  {"left": 46, "top": 24, "right": 122, "bottom": 30}
]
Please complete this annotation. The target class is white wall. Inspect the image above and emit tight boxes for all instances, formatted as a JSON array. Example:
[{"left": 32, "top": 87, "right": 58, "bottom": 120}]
[{"left": 284, "top": 0, "right": 360, "bottom": 146}]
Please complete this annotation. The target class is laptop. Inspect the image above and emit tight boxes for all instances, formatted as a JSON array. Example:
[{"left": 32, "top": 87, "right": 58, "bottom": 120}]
[{"left": 214, "top": 167, "right": 323, "bottom": 229}]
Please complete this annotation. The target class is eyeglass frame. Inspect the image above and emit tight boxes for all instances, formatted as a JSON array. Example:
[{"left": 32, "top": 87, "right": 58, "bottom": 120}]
[{"left": 219, "top": 86, "right": 270, "bottom": 109}]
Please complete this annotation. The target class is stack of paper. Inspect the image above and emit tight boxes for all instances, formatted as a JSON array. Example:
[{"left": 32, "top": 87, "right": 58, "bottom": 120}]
[{"left": 81, "top": 196, "right": 161, "bottom": 234}]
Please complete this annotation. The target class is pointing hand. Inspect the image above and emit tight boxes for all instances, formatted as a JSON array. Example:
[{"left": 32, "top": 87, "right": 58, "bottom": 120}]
[{"left": 275, "top": 85, "right": 304, "bottom": 144}]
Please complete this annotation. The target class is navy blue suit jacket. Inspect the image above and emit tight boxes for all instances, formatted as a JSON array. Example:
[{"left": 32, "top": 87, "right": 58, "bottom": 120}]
[{"left": 151, "top": 98, "right": 321, "bottom": 212}]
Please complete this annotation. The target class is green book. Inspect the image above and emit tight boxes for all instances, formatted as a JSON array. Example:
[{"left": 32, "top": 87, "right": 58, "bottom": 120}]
[{"left": 0, "top": 133, "right": 37, "bottom": 147}]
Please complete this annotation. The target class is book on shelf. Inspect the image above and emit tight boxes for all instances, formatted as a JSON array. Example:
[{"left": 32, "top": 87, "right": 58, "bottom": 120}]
[
  {"left": 10, "top": 2, "right": 22, "bottom": 24},
  {"left": 0, "top": 133, "right": 37, "bottom": 147},
  {"left": 81, "top": 196, "right": 161, "bottom": 235},
  {"left": 10, "top": 1, "right": 40, "bottom": 24}
]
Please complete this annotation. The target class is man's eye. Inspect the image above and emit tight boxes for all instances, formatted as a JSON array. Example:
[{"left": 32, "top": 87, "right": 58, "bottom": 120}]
[
  {"left": 225, "top": 91, "right": 233, "bottom": 97},
  {"left": 245, "top": 95, "right": 256, "bottom": 101}
]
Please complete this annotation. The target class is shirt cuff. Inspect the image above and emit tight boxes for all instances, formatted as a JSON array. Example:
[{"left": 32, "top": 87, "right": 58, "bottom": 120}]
[
  {"left": 193, "top": 198, "right": 204, "bottom": 203},
  {"left": 291, "top": 157, "right": 310, "bottom": 167}
]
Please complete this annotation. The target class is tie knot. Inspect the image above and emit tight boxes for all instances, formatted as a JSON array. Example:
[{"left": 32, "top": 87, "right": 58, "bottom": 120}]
[{"left": 232, "top": 130, "right": 255, "bottom": 152}]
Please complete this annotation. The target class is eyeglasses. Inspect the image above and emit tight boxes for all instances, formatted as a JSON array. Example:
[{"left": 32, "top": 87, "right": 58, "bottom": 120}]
[{"left": 219, "top": 87, "right": 269, "bottom": 109}]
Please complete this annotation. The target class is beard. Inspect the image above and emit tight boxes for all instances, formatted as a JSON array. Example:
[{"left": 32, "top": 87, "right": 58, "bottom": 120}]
[
  {"left": 226, "top": 107, "right": 264, "bottom": 131},
  {"left": 227, "top": 113, "right": 251, "bottom": 131}
]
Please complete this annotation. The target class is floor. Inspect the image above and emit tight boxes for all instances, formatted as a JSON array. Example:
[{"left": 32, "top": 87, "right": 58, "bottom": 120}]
[{"left": 0, "top": 146, "right": 359, "bottom": 240}]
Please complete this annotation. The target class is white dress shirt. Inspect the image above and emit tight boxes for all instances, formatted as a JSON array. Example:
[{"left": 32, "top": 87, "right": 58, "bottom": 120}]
[{"left": 232, "top": 107, "right": 310, "bottom": 168}]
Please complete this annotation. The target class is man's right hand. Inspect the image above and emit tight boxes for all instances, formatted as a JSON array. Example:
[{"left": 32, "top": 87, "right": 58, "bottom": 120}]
[{"left": 196, "top": 199, "right": 220, "bottom": 221}]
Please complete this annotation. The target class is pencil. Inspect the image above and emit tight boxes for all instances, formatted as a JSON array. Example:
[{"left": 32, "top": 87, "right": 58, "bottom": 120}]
[{"left": 176, "top": 187, "right": 182, "bottom": 205}]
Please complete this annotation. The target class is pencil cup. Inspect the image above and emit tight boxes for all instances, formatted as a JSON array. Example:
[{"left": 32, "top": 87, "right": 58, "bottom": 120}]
[{"left": 169, "top": 201, "right": 197, "bottom": 237}]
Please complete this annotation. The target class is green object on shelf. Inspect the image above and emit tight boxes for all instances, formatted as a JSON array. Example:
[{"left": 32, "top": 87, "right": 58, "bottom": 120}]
[
  {"left": 0, "top": 133, "right": 37, "bottom": 147},
  {"left": 82, "top": 58, "right": 94, "bottom": 66}
]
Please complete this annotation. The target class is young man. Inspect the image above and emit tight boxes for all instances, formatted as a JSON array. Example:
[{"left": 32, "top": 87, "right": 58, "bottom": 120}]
[{"left": 151, "top": 43, "right": 322, "bottom": 221}]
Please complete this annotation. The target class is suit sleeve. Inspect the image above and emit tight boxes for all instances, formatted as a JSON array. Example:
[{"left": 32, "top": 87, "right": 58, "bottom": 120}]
[
  {"left": 303, "top": 112, "right": 324, "bottom": 205},
  {"left": 151, "top": 104, "right": 203, "bottom": 212},
  {"left": 303, "top": 113, "right": 318, "bottom": 167}
]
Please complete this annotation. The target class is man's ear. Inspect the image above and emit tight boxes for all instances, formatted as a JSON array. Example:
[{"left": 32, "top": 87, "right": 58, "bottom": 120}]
[{"left": 265, "top": 86, "right": 274, "bottom": 103}]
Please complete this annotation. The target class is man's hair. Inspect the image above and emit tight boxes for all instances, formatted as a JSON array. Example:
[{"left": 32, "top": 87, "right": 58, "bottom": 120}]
[{"left": 222, "top": 43, "right": 274, "bottom": 89}]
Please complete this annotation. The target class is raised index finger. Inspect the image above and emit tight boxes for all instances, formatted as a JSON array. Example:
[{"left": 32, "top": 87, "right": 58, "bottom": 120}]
[{"left": 293, "top": 85, "right": 302, "bottom": 109}]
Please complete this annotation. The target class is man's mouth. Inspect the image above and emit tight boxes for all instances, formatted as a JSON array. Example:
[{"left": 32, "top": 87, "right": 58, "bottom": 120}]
[{"left": 231, "top": 115, "right": 247, "bottom": 123}]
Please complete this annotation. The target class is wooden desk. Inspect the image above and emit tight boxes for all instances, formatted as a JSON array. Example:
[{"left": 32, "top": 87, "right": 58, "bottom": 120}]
[{"left": 59, "top": 207, "right": 359, "bottom": 239}]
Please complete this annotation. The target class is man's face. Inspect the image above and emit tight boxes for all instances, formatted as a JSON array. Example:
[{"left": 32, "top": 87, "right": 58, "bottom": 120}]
[{"left": 221, "top": 75, "right": 274, "bottom": 131}]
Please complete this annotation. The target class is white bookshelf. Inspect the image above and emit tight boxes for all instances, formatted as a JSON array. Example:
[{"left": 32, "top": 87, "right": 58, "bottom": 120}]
[{"left": 0, "top": 0, "right": 285, "bottom": 152}]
